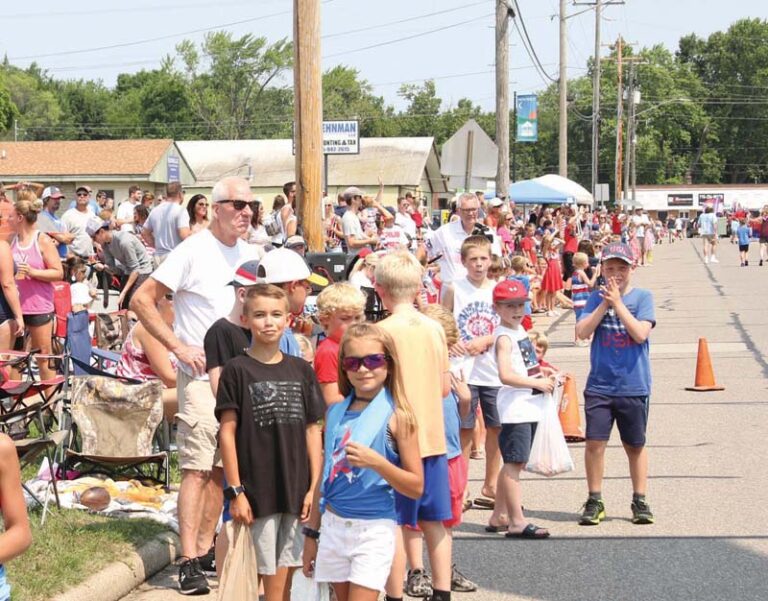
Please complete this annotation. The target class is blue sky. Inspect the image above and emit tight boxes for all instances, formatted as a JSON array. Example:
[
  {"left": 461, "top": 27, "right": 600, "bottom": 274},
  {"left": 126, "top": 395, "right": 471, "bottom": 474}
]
[{"left": 1, "top": 0, "right": 762, "bottom": 111}]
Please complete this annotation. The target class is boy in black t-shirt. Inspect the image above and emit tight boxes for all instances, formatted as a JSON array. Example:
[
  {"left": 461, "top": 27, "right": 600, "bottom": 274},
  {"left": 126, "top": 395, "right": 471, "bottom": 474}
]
[{"left": 215, "top": 284, "right": 324, "bottom": 599}]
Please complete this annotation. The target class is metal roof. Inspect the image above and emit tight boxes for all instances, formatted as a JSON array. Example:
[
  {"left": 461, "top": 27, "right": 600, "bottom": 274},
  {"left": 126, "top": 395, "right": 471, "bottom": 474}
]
[{"left": 177, "top": 137, "right": 447, "bottom": 191}]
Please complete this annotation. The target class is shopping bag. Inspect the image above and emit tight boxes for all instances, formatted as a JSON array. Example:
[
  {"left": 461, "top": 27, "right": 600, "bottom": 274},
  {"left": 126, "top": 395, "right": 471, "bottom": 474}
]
[
  {"left": 525, "top": 393, "right": 575, "bottom": 477},
  {"left": 291, "top": 570, "right": 330, "bottom": 601},
  {"left": 218, "top": 521, "right": 260, "bottom": 601}
]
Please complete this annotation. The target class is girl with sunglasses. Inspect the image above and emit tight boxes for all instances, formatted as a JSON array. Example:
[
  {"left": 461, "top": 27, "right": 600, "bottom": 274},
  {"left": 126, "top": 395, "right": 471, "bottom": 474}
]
[{"left": 303, "top": 323, "right": 423, "bottom": 601}]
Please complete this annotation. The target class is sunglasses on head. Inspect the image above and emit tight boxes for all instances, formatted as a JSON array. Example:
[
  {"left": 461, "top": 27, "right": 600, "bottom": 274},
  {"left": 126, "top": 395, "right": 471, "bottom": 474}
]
[
  {"left": 217, "top": 199, "right": 258, "bottom": 211},
  {"left": 341, "top": 353, "right": 389, "bottom": 372}
]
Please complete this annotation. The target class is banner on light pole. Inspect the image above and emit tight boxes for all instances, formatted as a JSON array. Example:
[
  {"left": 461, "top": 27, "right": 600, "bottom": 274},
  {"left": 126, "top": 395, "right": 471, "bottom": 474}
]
[{"left": 516, "top": 94, "right": 538, "bottom": 142}]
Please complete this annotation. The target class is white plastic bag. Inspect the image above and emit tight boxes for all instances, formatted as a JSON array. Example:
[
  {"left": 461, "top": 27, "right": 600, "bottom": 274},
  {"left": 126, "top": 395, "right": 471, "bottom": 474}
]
[
  {"left": 525, "top": 393, "right": 575, "bottom": 477},
  {"left": 291, "top": 570, "right": 330, "bottom": 601}
]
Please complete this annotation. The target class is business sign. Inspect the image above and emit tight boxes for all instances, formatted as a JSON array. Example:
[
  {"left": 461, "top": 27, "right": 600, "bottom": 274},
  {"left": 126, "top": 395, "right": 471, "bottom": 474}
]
[
  {"left": 167, "top": 155, "right": 180, "bottom": 182},
  {"left": 323, "top": 120, "right": 360, "bottom": 154},
  {"left": 668, "top": 194, "right": 693, "bottom": 207},
  {"left": 699, "top": 193, "right": 724, "bottom": 213},
  {"left": 516, "top": 94, "right": 538, "bottom": 142}
]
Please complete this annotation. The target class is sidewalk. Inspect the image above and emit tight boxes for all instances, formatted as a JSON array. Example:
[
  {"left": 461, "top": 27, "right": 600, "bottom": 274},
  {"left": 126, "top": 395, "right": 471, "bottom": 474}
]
[{"left": 120, "top": 238, "right": 768, "bottom": 601}]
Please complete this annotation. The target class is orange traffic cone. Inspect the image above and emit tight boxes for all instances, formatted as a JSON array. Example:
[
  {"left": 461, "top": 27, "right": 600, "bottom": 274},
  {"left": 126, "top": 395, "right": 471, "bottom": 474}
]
[
  {"left": 685, "top": 338, "right": 725, "bottom": 391},
  {"left": 558, "top": 373, "right": 585, "bottom": 442}
]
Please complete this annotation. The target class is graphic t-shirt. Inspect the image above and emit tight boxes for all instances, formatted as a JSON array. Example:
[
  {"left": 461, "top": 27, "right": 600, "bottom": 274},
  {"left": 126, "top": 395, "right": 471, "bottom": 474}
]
[
  {"left": 494, "top": 325, "right": 547, "bottom": 423},
  {"left": 580, "top": 288, "right": 655, "bottom": 397},
  {"left": 452, "top": 278, "right": 500, "bottom": 386},
  {"left": 215, "top": 353, "right": 325, "bottom": 517},
  {"left": 204, "top": 317, "right": 250, "bottom": 371}
]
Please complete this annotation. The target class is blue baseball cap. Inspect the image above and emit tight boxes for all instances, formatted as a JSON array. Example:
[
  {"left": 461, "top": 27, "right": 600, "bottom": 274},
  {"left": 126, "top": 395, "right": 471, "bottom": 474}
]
[{"left": 601, "top": 242, "right": 634, "bottom": 265}]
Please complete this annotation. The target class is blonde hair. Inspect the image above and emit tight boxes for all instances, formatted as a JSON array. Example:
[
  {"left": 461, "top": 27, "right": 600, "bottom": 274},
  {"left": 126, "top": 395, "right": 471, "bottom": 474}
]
[
  {"left": 243, "top": 284, "right": 290, "bottom": 316},
  {"left": 573, "top": 252, "right": 589, "bottom": 269},
  {"left": 488, "top": 254, "right": 510, "bottom": 280},
  {"left": 316, "top": 283, "right": 366, "bottom": 321},
  {"left": 420, "top": 304, "right": 459, "bottom": 347},
  {"left": 348, "top": 252, "right": 379, "bottom": 279},
  {"left": 14, "top": 195, "right": 43, "bottom": 224},
  {"left": 460, "top": 234, "right": 492, "bottom": 261},
  {"left": 528, "top": 329, "right": 549, "bottom": 353},
  {"left": 510, "top": 255, "right": 527, "bottom": 273},
  {"left": 338, "top": 323, "right": 416, "bottom": 430},
  {"left": 374, "top": 251, "right": 423, "bottom": 302}
]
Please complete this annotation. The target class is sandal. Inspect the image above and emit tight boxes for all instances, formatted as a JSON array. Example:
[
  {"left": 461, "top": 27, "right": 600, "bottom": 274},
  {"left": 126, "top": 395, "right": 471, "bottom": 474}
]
[
  {"left": 473, "top": 497, "right": 495, "bottom": 510},
  {"left": 505, "top": 524, "right": 550, "bottom": 539},
  {"left": 484, "top": 524, "right": 507, "bottom": 533}
]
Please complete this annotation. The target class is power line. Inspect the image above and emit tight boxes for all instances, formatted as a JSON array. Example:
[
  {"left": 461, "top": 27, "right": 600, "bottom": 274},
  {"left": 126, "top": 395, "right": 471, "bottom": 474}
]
[{"left": 511, "top": 0, "right": 558, "bottom": 84}]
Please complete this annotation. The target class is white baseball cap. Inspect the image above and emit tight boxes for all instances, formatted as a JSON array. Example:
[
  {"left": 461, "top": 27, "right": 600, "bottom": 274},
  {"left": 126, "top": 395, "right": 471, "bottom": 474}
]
[{"left": 258, "top": 248, "right": 328, "bottom": 287}]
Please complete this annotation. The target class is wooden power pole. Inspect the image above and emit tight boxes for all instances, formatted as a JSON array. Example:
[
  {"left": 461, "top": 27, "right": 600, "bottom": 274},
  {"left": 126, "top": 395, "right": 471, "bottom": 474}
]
[
  {"left": 558, "top": 0, "right": 568, "bottom": 177},
  {"left": 495, "top": 0, "right": 510, "bottom": 194},
  {"left": 615, "top": 36, "right": 623, "bottom": 202},
  {"left": 293, "top": 0, "right": 323, "bottom": 252},
  {"left": 591, "top": 0, "right": 602, "bottom": 198}
]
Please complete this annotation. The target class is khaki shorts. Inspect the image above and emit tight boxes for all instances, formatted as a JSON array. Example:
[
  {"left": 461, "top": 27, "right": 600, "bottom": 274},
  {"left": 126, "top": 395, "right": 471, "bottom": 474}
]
[
  {"left": 250, "top": 513, "right": 303, "bottom": 575},
  {"left": 175, "top": 369, "right": 221, "bottom": 471},
  {"left": 701, "top": 234, "right": 716, "bottom": 242}
]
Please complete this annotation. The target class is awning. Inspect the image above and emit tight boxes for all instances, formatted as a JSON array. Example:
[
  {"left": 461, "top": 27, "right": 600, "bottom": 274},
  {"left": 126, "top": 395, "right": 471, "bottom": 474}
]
[
  {"left": 508, "top": 179, "right": 574, "bottom": 205},
  {"left": 533, "top": 174, "right": 594, "bottom": 206}
]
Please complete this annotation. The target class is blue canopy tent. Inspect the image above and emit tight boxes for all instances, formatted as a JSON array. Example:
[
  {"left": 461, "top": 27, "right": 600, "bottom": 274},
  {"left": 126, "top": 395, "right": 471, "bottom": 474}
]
[{"left": 507, "top": 179, "right": 575, "bottom": 205}]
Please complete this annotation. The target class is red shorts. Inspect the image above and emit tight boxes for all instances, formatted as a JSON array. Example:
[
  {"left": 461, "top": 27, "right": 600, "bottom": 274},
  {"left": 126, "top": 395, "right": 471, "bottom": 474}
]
[{"left": 405, "top": 454, "right": 468, "bottom": 531}]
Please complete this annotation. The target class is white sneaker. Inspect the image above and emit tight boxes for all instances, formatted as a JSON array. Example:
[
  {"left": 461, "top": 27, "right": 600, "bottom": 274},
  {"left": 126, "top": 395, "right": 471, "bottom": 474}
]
[
  {"left": 704, "top": 256, "right": 710, "bottom": 264},
  {"left": 710, "top": 256, "right": 719, "bottom": 263}
]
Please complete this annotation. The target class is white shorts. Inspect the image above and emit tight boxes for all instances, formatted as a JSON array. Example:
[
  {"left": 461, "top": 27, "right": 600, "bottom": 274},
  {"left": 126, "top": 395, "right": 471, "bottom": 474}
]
[{"left": 314, "top": 511, "right": 396, "bottom": 591}]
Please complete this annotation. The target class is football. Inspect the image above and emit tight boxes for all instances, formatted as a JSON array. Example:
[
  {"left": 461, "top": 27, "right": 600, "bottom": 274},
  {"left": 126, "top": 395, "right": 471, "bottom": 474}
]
[{"left": 79, "top": 486, "right": 111, "bottom": 511}]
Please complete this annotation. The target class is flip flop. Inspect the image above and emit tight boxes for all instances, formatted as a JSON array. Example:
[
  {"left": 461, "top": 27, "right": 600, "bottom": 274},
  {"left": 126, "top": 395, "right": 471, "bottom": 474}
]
[
  {"left": 473, "top": 497, "right": 495, "bottom": 510},
  {"left": 484, "top": 524, "right": 507, "bottom": 533},
  {"left": 505, "top": 524, "right": 550, "bottom": 539}
]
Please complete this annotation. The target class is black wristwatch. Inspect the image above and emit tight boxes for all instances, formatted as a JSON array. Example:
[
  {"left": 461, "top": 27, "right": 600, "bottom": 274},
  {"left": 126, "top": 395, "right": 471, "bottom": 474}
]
[
  {"left": 223, "top": 484, "right": 246, "bottom": 501},
  {"left": 302, "top": 526, "right": 320, "bottom": 540}
]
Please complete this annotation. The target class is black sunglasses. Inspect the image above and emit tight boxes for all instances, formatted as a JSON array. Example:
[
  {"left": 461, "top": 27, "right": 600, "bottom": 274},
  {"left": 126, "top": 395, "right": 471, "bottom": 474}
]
[
  {"left": 341, "top": 353, "right": 389, "bottom": 372},
  {"left": 217, "top": 199, "right": 258, "bottom": 211}
]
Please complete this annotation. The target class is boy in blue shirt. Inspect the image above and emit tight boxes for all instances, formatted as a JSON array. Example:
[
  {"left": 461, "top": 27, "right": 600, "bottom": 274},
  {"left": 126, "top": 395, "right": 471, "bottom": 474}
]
[
  {"left": 737, "top": 218, "right": 751, "bottom": 266},
  {"left": 575, "top": 242, "right": 656, "bottom": 525}
]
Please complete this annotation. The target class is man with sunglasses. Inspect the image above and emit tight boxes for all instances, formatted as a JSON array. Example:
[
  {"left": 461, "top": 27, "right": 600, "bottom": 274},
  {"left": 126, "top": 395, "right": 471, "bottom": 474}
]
[
  {"left": 65, "top": 185, "right": 100, "bottom": 214},
  {"left": 131, "top": 176, "right": 259, "bottom": 595},
  {"left": 62, "top": 187, "right": 97, "bottom": 259}
]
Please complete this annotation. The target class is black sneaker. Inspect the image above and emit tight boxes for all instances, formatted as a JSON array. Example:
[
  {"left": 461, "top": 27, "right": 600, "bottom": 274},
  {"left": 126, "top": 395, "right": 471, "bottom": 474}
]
[
  {"left": 631, "top": 498, "right": 655, "bottom": 524},
  {"left": 197, "top": 546, "right": 216, "bottom": 577},
  {"left": 451, "top": 563, "right": 477, "bottom": 592},
  {"left": 405, "top": 568, "right": 432, "bottom": 597},
  {"left": 178, "top": 557, "right": 210, "bottom": 595},
  {"left": 579, "top": 497, "right": 606, "bottom": 525}
]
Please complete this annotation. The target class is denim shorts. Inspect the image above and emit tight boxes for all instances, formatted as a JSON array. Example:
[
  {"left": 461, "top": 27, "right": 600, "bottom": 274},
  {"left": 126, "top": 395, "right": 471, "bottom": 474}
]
[
  {"left": 498, "top": 422, "right": 538, "bottom": 464},
  {"left": 584, "top": 393, "right": 649, "bottom": 447},
  {"left": 460, "top": 385, "right": 501, "bottom": 429}
]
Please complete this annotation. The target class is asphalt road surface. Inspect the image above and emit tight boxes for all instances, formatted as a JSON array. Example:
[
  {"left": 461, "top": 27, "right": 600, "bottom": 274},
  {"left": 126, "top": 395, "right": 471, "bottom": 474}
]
[{"left": 122, "top": 238, "right": 768, "bottom": 601}]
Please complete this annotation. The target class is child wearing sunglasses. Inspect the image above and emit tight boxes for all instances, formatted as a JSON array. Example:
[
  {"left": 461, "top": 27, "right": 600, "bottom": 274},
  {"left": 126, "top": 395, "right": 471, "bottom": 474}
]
[{"left": 303, "top": 323, "right": 423, "bottom": 601}]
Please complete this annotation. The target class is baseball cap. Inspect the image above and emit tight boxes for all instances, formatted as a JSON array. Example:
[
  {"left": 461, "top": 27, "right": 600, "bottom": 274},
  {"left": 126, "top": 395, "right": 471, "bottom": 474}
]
[
  {"left": 76, "top": 185, "right": 91, "bottom": 194},
  {"left": 229, "top": 259, "right": 262, "bottom": 287},
  {"left": 342, "top": 186, "right": 364, "bottom": 201},
  {"left": 489, "top": 198, "right": 504, "bottom": 208},
  {"left": 284, "top": 235, "right": 306, "bottom": 249},
  {"left": 42, "top": 186, "right": 64, "bottom": 200},
  {"left": 85, "top": 219, "right": 110, "bottom": 237},
  {"left": 601, "top": 242, "right": 634, "bottom": 265},
  {"left": 493, "top": 280, "right": 528, "bottom": 304},
  {"left": 257, "top": 248, "right": 328, "bottom": 287}
]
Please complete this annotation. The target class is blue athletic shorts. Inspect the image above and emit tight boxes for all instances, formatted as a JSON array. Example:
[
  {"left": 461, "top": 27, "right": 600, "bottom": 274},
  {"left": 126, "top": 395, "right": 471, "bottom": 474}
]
[
  {"left": 498, "top": 422, "right": 538, "bottom": 464},
  {"left": 461, "top": 385, "right": 501, "bottom": 429},
  {"left": 395, "top": 454, "right": 452, "bottom": 526},
  {"left": 584, "top": 393, "right": 649, "bottom": 447}
]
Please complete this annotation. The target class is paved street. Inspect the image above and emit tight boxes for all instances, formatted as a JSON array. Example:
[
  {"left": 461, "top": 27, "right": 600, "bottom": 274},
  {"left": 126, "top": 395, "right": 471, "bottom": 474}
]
[{"left": 122, "top": 238, "right": 768, "bottom": 601}]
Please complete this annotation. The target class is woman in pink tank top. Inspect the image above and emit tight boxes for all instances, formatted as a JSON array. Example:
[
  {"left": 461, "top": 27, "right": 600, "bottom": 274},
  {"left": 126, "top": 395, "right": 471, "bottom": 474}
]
[{"left": 10, "top": 194, "right": 63, "bottom": 381}]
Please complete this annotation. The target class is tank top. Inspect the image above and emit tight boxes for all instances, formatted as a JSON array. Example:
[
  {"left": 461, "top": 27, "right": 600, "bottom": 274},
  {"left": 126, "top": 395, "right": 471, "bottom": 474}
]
[
  {"left": 452, "top": 278, "right": 501, "bottom": 387},
  {"left": 571, "top": 274, "right": 590, "bottom": 310},
  {"left": 116, "top": 325, "right": 178, "bottom": 381},
  {"left": 11, "top": 231, "right": 54, "bottom": 315}
]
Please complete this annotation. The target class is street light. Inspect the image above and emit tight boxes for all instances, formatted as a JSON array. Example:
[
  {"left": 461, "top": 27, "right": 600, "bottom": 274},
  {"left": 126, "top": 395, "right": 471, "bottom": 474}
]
[{"left": 634, "top": 97, "right": 692, "bottom": 118}]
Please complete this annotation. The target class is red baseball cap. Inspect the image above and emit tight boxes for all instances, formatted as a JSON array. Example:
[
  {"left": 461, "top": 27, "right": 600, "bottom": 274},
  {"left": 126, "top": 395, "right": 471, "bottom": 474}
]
[{"left": 493, "top": 280, "right": 527, "bottom": 304}]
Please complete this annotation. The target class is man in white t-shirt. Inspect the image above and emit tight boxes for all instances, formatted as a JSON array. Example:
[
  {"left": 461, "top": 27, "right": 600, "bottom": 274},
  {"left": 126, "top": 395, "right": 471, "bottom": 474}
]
[
  {"left": 131, "top": 176, "right": 258, "bottom": 595},
  {"left": 341, "top": 186, "right": 378, "bottom": 255},
  {"left": 420, "top": 192, "right": 502, "bottom": 288},
  {"left": 394, "top": 195, "right": 417, "bottom": 242},
  {"left": 116, "top": 185, "right": 143, "bottom": 232},
  {"left": 142, "top": 181, "right": 190, "bottom": 265},
  {"left": 62, "top": 189, "right": 97, "bottom": 258}
]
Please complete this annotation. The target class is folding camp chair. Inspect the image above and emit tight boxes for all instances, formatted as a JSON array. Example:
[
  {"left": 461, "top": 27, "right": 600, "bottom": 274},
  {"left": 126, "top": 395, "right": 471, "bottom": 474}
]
[
  {"left": 63, "top": 375, "right": 169, "bottom": 488},
  {"left": 0, "top": 350, "right": 67, "bottom": 417},
  {"left": 0, "top": 402, "right": 68, "bottom": 524},
  {"left": 94, "top": 311, "right": 129, "bottom": 352}
]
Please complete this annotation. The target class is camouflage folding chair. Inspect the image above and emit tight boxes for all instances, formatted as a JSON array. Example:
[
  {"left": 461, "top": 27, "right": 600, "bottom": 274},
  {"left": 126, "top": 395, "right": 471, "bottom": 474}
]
[{"left": 63, "top": 376, "right": 169, "bottom": 488}]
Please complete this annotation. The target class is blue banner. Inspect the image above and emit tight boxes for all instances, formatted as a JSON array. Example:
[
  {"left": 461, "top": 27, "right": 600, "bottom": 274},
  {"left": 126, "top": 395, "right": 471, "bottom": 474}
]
[{"left": 516, "top": 94, "right": 538, "bottom": 142}]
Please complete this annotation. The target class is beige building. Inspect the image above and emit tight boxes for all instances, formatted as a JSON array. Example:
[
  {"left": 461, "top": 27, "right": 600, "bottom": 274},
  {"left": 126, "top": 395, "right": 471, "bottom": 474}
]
[
  {"left": 177, "top": 137, "right": 449, "bottom": 212},
  {"left": 0, "top": 139, "right": 195, "bottom": 204}
]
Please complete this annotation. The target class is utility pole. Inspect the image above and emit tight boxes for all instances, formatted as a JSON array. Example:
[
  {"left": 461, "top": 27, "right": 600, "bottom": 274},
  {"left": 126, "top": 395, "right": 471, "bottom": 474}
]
[
  {"left": 591, "top": 0, "right": 602, "bottom": 198},
  {"left": 623, "top": 60, "right": 636, "bottom": 201},
  {"left": 293, "top": 0, "right": 323, "bottom": 252},
  {"left": 558, "top": 0, "right": 568, "bottom": 177},
  {"left": 631, "top": 87, "right": 639, "bottom": 200},
  {"left": 495, "top": 0, "right": 510, "bottom": 194},
  {"left": 615, "top": 36, "right": 623, "bottom": 202}
]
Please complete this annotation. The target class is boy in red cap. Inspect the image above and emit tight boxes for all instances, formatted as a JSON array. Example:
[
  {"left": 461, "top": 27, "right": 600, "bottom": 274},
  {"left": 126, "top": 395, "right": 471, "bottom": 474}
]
[{"left": 487, "top": 280, "right": 556, "bottom": 538}]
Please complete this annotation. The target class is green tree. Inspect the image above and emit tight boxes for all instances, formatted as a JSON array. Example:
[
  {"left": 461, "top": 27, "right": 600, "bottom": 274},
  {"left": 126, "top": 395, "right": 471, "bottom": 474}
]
[
  {"left": 1, "top": 65, "right": 62, "bottom": 141},
  {"left": 322, "top": 66, "right": 397, "bottom": 137}
]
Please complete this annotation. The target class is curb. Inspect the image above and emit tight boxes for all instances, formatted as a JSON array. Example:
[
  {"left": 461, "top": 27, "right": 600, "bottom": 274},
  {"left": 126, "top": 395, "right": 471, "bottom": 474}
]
[{"left": 52, "top": 530, "right": 179, "bottom": 601}]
